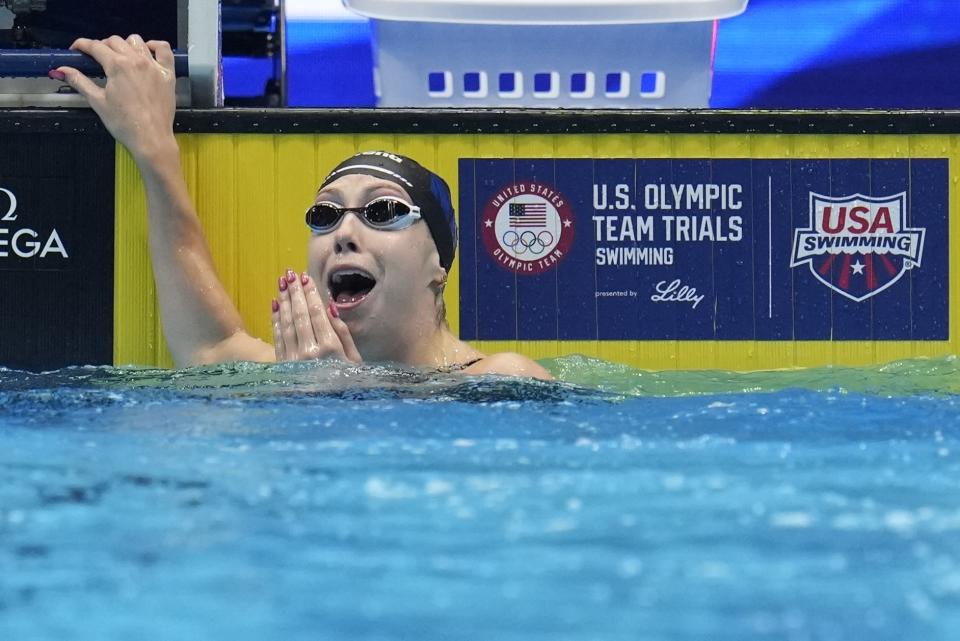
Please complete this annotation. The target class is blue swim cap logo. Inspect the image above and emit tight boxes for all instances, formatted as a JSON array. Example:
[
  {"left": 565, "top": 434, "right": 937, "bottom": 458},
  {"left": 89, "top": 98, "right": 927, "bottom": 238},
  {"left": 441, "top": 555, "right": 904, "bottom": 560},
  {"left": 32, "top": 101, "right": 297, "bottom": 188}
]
[{"left": 430, "top": 174, "right": 456, "bottom": 236}]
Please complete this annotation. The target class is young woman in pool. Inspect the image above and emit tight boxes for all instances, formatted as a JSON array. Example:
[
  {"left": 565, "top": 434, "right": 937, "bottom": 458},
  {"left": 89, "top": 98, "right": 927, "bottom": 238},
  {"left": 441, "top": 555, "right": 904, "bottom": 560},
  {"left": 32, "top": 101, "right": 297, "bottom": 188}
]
[{"left": 52, "top": 35, "right": 550, "bottom": 380}]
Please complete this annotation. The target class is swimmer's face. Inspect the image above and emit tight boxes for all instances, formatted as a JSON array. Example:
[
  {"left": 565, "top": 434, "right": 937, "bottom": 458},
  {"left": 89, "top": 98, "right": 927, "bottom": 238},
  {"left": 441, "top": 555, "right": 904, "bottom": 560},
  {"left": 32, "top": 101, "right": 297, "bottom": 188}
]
[{"left": 307, "top": 173, "right": 445, "bottom": 345}]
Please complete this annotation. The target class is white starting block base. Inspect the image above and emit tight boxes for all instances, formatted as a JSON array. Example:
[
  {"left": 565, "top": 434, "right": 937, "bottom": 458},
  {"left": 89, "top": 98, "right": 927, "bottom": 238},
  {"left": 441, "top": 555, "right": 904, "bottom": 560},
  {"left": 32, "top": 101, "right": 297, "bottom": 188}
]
[
  {"left": 347, "top": 0, "right": 748, "bottom": 109},
  {"left": 373, "top": 20, "right": 715, "bottom": 108}
]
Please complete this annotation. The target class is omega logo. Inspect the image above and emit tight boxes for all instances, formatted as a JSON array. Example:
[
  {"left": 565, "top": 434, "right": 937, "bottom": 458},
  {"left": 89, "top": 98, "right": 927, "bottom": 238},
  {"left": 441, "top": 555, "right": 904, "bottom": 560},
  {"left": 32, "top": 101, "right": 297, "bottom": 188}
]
[{"left": 0, "top": 187, "right": 69, "bottom": 259}]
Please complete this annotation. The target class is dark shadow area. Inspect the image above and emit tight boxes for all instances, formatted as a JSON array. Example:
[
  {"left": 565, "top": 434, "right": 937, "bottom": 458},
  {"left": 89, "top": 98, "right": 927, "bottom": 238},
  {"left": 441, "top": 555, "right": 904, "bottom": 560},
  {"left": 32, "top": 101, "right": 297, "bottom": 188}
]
[{"left": 0, "top": 0, "right": 176, "bottom": 48}]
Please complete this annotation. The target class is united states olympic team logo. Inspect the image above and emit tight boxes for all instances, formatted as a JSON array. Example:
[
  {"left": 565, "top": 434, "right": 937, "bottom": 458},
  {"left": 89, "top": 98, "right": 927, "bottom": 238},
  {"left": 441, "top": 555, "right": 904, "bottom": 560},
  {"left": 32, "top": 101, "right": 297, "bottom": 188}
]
[
  {"left": 790, "top": 192, "right": 925, "bottom": 302},
  {"left": 481, "top": 181, "right": 575, "bottom": 275}
]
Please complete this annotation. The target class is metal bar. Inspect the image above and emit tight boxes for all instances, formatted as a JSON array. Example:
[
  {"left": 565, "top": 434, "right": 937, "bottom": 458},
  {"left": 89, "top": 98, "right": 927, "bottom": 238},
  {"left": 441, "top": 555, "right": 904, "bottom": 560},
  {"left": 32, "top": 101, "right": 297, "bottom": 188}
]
[
  {"left": 177, "top": 0, "right": 190, "bottom": 51},
  {"left": 278, "top": 0, "right": 288, "bottom": 107},
  {"left": 187, "top": 0, "right": 223, "bottom": 107},
  {"left": 0, "top": 49, "right": 189, "bottom": 78}
]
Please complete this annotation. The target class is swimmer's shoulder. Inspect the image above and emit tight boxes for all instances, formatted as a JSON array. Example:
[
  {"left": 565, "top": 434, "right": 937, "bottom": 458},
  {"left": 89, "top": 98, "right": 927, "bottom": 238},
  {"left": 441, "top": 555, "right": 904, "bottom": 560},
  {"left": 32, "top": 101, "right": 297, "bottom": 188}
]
[{"left": 461, "top": 352, "right": 553, "bottom": 381}]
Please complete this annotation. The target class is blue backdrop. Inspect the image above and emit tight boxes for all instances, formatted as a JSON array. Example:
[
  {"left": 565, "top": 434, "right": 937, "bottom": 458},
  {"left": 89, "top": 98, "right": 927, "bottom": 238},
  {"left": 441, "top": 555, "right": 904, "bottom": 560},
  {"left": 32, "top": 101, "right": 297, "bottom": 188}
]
[{"left": 457, "top": 158, "right": 949, "bottom": 341}]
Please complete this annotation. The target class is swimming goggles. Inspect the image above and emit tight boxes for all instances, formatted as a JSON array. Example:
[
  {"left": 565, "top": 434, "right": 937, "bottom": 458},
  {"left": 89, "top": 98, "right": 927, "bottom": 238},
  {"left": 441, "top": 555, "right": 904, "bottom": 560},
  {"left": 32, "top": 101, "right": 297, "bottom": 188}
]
[{"left": 305, "top": 196, "right": 422, "bottom": 234}]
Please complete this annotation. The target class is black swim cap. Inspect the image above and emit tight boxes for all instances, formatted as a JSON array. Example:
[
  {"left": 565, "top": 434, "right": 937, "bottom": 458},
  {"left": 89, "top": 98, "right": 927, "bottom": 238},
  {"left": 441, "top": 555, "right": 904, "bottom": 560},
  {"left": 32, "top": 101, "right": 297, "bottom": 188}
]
[{"left": 318, "top": 151, "right": 457, "bottom": 272}]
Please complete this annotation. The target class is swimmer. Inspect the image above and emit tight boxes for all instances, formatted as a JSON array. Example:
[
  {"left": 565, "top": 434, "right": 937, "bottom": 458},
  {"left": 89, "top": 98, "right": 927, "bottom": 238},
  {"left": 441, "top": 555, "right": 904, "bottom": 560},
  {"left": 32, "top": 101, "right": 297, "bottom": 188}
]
[{"left": 52, "top": 35, "right": 551, "bottom": 380}]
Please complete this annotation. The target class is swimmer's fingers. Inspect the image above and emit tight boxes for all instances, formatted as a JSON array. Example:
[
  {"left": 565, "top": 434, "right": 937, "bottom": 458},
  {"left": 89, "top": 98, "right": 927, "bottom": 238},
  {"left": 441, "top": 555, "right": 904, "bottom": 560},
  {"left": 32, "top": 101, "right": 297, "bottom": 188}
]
[
  {"left": 277, "top": 274, "right": 300, "bottom": 360},
  {"left": 277, "top": 271, "right": 357, "bottom": 363},
  {"left": 327, "top": 304, "right": 362, "bottom": 364},
  {"left": 58, "top": 39, "right": 108, "bottom": 103},
  {"left": 52, "top": 66, "right": 104, "bottom": 107},
  {"left": 301, "top": 273, "right": 337, "bottom": 345},
  {"left": 286, "top": 270, "right": 322, "bottom": 359},
  {"left": 102, "top": 35, "right": 132, "bottom": 55},
  {"left": 126, "top": 34, "right": 150, "bottom": 57},
  {"left": 146, "top": 40, "right": 175, "bottom": 74},
  {"left": 302, "top": 274, "right": 359, "bottom": 363},
  {"left": 271, "top": 298, "right": 285, "bottom": 362},
  {"left": 69, "top": 38, "right": 118, "bottom": 69}
]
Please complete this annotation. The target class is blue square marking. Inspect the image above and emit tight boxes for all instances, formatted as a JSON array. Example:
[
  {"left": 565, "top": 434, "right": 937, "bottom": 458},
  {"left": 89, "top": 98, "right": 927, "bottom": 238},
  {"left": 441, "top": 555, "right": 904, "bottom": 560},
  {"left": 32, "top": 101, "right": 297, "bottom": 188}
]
[
  {"left": 499, "top": 73, "right": 515, "bottom": 93},
  {"left": 570, "top": 73, "right": 587, "bottom": 93},
  {"left": 534, "top": 73, "right": 552, "bottom": 93},
  {"left": 428, "top": 72, "right": 447, "bottom": 93},
  {"left": 641, "top": 72, "right": 658, "bottom": 94},
  {"left": 605, "top": 73, "right": 622, "bottom": 93},
  {"left": 464, "top": 72, "right": 481, "bottom": 93}
]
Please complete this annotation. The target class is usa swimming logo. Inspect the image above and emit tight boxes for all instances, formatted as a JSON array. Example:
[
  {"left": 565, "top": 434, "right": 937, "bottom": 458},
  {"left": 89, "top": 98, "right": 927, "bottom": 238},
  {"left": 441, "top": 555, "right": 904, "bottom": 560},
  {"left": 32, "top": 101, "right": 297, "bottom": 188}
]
[
  {"left": 790, "top": 192, "right": 924, "bottom": 302},
  {"left": 481, "top": 181, "right": 575, "bottom": 275}
]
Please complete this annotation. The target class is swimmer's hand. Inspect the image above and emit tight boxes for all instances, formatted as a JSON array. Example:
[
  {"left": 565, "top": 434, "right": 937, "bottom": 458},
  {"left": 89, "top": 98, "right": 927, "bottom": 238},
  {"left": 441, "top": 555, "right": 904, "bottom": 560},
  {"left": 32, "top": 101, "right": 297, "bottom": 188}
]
[
  {"left": 272, "top": 270, "right": 362, "bottom": 364},
  {"left": 54, "top": 36, "right": 176, "bottom": 162}
]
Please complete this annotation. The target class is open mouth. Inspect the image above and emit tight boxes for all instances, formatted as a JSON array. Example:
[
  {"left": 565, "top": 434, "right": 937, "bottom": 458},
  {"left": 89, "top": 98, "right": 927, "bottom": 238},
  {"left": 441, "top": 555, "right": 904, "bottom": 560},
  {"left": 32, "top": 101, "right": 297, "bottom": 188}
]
[{"left": 328, "top": 268, "right": 377, "bottom": 307}]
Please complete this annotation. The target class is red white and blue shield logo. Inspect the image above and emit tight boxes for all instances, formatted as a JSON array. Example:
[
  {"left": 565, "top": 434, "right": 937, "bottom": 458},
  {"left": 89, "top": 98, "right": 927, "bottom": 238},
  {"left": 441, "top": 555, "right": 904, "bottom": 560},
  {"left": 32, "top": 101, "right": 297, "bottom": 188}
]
[{"left": 790, "top": 192, "right": 925, "bottom": 302}]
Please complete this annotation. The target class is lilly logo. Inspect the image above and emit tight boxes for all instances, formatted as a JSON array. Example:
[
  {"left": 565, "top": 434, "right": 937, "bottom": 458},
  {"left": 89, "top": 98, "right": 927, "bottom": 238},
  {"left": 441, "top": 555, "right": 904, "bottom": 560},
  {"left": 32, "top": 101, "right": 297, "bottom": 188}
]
[{"left": 790, "top": 192, "right": 923, "bottom": 302}]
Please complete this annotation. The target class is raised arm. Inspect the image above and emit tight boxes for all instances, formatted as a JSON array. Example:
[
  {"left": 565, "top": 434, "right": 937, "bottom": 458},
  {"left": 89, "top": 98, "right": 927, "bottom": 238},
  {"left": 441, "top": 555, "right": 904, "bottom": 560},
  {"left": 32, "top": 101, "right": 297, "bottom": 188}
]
[{"left": 54, "top": 36, "right": 273, "bottom": 366}]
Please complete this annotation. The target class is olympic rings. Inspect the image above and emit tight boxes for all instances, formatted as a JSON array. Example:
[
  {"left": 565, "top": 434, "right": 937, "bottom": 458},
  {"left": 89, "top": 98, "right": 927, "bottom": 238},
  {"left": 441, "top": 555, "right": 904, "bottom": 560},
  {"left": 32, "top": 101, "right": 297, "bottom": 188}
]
[
  {"left": 501, "top": 229, "right": 547, "bottom": 256},
  {"left": 520, "top": 230, "right": 538, "bottom": 248}
]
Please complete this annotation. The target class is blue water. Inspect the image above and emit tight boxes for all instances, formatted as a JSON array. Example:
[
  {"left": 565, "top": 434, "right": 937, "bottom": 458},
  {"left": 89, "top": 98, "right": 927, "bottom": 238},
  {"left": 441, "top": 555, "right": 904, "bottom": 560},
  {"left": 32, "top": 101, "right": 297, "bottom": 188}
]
[{"left": 1, "top": 358, "right": 959, "bottom": 640}]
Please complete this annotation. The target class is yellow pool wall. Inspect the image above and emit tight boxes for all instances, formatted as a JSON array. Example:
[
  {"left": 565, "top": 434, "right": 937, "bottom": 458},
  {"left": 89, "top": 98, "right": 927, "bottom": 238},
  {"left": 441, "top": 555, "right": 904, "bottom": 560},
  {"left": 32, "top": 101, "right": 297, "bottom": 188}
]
[{"left": 114, "top": 132, "right": 960, "bottom": 370}]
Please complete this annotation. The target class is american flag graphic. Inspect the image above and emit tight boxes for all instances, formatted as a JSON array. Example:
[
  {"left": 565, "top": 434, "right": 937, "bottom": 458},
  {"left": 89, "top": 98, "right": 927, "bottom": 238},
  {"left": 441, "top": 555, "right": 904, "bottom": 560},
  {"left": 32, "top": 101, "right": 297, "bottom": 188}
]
[{"left": 509, "top": 202, "right": 548, "bottom": 227}]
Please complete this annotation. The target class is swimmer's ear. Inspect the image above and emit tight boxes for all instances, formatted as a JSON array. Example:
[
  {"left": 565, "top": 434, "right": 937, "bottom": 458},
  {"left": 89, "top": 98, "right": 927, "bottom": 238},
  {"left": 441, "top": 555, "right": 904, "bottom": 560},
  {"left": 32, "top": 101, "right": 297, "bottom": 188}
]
[
  {"left": 428, "top": 254, "right": 447, "bottom": 290},
  {"left": 418, "top": 239, "right": 448, "bottom": 298}
]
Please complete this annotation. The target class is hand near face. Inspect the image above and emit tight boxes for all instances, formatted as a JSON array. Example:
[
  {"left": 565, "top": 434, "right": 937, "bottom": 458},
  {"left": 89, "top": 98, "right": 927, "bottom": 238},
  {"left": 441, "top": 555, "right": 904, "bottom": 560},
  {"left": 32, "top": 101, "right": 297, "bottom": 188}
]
[
  {"left": 53, "top": 36, "right": 177, "bottom": 162},
  {"left": 272, "top": 270, "right": 362, "bottom": 363}
]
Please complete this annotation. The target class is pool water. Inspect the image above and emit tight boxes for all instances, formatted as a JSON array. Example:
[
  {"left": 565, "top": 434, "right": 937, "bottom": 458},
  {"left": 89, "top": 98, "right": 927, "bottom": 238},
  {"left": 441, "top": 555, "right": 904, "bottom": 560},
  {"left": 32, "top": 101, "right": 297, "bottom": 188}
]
[{"left": 1, "top": 357, "right": 959, "bottom": 640}]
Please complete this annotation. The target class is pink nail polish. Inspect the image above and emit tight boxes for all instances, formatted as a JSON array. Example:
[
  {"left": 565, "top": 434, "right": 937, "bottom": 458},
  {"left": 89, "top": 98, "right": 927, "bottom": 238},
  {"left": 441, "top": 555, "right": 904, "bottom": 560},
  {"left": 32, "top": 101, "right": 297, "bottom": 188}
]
[
  {"left": 48, "top": 69, "right": 66, "bottom": 81},
  {"left": 301, "top": 272, "right": 309, "bottom": 285},
  {"left": 285, "top": 269, "right": 296, "bottom": 283},
  {"left": 278, "top": 276, "right": 287, "bottom": 292},
  {"left": 328, "top": 301, "right": 339, "bottom": 319},
  {"left": 271, "top": 298, "right": 279, "bottom": 313}
]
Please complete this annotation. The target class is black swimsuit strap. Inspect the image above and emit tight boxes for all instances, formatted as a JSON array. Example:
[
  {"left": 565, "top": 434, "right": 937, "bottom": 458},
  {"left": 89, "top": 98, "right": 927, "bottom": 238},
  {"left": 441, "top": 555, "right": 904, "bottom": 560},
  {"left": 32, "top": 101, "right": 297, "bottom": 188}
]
[{"left": 441, "top": 356, "right": 485, "bottom": 373}]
